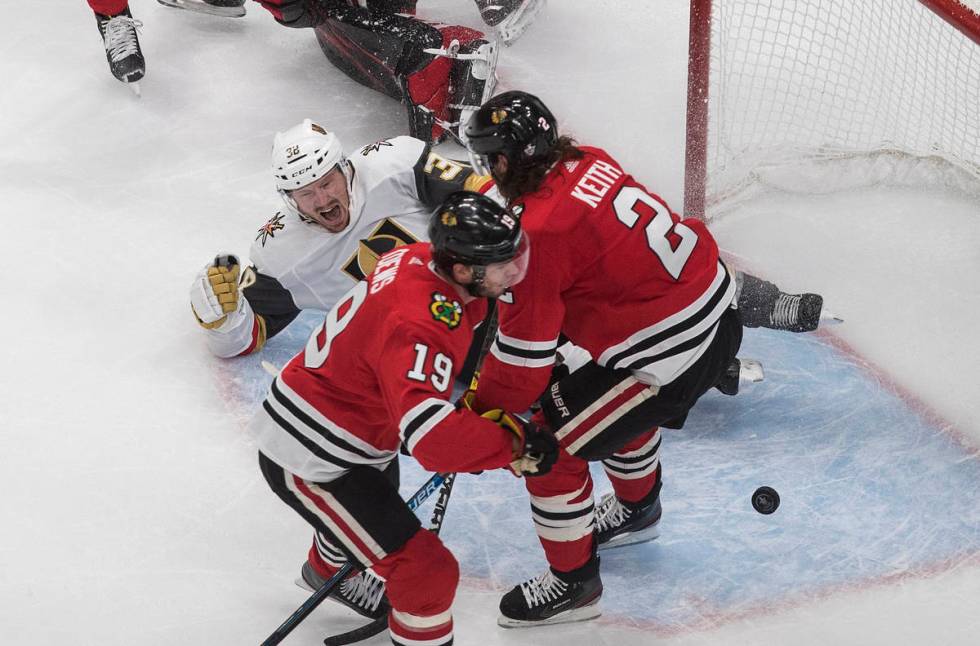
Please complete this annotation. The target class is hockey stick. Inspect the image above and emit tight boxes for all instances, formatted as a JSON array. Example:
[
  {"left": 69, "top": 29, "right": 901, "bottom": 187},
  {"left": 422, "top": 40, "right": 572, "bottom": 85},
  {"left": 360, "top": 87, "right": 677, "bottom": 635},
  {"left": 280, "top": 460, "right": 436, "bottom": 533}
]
[
  {"left": 323, "top": 474, "right": 459, "bottom": 646},
  {"left": 260, "top": 471, "right": 450, "bottom": 646},
  {"left": 321, "top": 304, "right": 499, "bottom": 645}
]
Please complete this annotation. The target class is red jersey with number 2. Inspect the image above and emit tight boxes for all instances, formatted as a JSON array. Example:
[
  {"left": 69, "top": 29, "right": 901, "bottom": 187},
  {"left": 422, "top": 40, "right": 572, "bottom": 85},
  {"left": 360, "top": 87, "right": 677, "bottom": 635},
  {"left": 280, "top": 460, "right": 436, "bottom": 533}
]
[{"left": 475, "top": 146, "right": 736, "bottom": 415}]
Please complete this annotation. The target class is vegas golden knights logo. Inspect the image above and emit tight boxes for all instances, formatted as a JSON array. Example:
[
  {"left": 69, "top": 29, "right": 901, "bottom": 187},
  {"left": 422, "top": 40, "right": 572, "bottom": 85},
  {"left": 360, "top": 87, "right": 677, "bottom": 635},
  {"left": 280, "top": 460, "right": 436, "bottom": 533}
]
[{"left": 342, "top": 219, "right": 419, "bottom": 281}]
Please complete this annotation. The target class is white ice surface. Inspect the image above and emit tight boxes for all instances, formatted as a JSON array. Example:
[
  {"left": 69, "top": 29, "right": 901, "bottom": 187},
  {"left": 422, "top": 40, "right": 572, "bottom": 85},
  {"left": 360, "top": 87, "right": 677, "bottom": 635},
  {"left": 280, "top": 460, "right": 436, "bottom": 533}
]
[{"left": 1, "top": 2, "right": 978, "bottom": 645}]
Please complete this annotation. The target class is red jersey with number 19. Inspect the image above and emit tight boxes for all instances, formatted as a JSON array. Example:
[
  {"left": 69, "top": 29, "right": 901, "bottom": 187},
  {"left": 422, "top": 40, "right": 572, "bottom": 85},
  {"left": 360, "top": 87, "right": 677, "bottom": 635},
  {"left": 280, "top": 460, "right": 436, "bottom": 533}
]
[
  {"left": 475, "top": 146, "right": 737, "bottom": 415},
  {"left": 248, "top": 242, "right": 514, "bottom": 482}
]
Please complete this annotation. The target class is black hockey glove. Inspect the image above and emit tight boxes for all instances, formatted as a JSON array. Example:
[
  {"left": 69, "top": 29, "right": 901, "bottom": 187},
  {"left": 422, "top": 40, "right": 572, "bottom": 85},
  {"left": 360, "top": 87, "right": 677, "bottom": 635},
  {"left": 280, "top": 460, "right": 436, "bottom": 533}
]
[{"left": 512, "top": 422, "right": 559, "bottom": 478}]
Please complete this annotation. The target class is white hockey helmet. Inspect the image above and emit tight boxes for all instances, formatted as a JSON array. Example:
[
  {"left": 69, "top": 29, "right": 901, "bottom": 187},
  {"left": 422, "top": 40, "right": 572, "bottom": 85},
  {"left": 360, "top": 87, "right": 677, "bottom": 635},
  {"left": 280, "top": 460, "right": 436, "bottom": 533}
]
[{"left": 272, "top": 119, "right": 350, "bottom": 212}]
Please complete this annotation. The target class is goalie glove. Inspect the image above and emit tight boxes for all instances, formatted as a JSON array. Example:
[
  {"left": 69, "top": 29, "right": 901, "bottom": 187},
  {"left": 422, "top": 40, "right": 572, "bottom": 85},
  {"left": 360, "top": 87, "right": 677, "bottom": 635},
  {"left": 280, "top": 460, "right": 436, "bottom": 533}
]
[
  {"left": 189, "top": 254, "right": 246, "bottom": 330},
  {"left": 480, "top": 409, "right": 559, "bottom": 477}
]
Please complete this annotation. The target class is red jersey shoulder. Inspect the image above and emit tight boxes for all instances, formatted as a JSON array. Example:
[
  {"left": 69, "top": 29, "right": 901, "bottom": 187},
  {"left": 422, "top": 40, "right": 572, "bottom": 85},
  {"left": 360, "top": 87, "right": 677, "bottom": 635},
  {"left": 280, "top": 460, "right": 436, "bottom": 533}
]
[
  {"left": 514, "top": 147, "right": 627, "bottom": 224},
  {"left": 367, "top": 242, "right": 485, "bottom": 337}
]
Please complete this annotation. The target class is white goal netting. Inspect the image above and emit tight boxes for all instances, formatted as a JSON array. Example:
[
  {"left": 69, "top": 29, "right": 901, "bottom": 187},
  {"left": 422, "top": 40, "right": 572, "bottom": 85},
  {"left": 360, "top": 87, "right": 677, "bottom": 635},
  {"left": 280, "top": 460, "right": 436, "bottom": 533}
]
[{"left": 703, "top": 0, "right": 980, "bottom": 216}]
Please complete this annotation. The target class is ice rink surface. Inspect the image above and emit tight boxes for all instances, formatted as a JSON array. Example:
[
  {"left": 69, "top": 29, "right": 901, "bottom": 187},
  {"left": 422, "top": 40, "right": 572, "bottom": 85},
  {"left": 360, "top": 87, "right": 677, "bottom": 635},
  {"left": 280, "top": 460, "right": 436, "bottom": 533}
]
[{"left": 2, "top": 2, "right": 978, "bottom": 645}]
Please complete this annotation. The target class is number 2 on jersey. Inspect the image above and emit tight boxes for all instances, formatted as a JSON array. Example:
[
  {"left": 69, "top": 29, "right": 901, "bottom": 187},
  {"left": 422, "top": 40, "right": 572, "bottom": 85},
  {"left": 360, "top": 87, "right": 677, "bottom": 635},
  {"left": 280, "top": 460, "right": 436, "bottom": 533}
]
[{"left": 612, "top": 186, "right": 698, "bottom": 279}]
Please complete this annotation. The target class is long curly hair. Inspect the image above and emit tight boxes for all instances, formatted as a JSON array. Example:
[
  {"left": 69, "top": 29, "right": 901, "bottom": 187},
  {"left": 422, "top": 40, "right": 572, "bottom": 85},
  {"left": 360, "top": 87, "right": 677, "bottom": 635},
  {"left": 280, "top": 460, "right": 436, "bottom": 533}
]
[{"left": 495, "top": 136, "right": 585, "bottom": 200}]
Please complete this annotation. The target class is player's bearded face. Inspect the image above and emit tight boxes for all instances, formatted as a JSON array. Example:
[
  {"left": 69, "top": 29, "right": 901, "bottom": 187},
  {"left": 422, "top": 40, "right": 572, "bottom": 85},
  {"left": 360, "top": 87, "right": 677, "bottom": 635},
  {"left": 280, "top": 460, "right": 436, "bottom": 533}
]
[
  {"left": 475, "top": 234, "right": 530, "bottom": 298},
  {"left": 289, "top": 168, "right": 351, "bottom": 233}
]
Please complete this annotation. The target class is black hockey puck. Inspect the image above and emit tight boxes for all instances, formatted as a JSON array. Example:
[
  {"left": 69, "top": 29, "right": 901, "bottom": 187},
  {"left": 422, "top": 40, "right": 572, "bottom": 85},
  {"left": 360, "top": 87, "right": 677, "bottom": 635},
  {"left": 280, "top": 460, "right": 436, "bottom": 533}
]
[{"left": 752, "top": 486, "right": 780, "bottom": 514}]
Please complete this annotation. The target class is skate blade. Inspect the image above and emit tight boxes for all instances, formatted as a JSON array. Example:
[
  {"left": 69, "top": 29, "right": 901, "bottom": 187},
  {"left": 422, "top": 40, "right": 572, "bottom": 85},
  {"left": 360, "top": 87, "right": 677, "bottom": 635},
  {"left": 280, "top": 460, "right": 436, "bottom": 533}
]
[
  {"left": 821, "top": 308, "right": 844, "bottom": 325},
  {"left": 598, "top": 523, "right": 660, "bottom": 551},
  {"left": 738, "top": 358, "right": 765, "bottom": 383},
  {"left": 497, "top": 601, "right": 601, "bottom": 628},
  {"left": 497, "top": 0, "right": 547, "bottom": 45},
  {"left": 157, "top": 0, "right": 245, "bottom": 17},
  {"left": 127, "top": 81, "right": 142, "bottom": 97},
  {"left": 294, "top": 576, "right": 315, "bottom": 593}
]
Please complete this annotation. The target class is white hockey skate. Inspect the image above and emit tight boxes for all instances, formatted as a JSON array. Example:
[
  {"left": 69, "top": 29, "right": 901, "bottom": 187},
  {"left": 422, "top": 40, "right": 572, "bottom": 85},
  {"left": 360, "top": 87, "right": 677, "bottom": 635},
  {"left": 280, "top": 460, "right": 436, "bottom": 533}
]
[
  {"left": 421, "top": 38, "right": 500, "bottom": 143},
  {"left": 478, "top": 0, "right": 547, "bottom": 45},
  {"left": 156, "top": 0, "right": 246, "bottom": 18}
]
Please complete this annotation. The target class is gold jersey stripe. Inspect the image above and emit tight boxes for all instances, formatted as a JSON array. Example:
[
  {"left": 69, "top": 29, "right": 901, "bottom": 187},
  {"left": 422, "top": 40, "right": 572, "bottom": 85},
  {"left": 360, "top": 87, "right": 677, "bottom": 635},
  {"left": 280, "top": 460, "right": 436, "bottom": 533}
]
[{"left": 463, "top": 173, "right": 492, "bottom": 193}]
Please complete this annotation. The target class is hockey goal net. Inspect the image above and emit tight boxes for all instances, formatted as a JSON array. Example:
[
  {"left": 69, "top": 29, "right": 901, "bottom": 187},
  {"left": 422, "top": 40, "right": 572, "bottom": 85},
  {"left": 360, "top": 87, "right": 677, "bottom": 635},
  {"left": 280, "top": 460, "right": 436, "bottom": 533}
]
[{"left": 684, "top": 0, "right": 980, "bottom": 218}]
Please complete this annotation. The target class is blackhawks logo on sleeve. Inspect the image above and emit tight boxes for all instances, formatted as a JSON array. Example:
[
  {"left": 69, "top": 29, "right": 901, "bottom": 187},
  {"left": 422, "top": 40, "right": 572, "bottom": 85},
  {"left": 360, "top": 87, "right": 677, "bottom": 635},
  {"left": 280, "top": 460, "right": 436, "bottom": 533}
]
[{"left": 430, "top": 292, "right": 462, "bottom": 330}]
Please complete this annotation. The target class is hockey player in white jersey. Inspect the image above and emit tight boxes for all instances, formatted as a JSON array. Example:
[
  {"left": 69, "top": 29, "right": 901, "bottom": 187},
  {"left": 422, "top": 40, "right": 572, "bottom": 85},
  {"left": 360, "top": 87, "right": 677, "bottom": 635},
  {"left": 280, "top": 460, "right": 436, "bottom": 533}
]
[{"left": 189, "top": 118, "right": 494, "bottom": 358}]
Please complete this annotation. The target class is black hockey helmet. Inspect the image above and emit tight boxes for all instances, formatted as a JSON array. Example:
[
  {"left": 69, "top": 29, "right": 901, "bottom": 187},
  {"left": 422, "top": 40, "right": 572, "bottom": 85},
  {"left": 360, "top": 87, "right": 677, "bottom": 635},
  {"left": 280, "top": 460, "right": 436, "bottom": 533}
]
[
  {"left": 429, "top": 191, "right": 523, "bottom": 273},
  {"left": 463, "top": 91, "right": 558, "bottom": 175}
]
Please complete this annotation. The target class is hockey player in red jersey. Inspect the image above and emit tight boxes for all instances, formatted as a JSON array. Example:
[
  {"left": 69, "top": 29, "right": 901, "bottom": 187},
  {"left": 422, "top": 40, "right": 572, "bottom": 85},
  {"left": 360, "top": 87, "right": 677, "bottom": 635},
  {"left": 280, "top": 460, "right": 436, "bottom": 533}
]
[
  {"left": 252, "top": 0, "right": 545, "bottom": 142},
  {"left": 462, "top": 91, "right": 823, "bottom": 627},
  {"left": 250, "top": 191, "right": 557, "bottom": 640}
]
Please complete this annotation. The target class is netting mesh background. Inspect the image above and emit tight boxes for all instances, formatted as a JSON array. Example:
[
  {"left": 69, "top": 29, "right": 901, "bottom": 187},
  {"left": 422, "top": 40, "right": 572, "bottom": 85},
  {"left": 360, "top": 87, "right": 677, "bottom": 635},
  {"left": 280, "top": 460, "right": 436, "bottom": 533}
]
[{"left": 706, "top": 0, "right": 980, "bottom": 211}]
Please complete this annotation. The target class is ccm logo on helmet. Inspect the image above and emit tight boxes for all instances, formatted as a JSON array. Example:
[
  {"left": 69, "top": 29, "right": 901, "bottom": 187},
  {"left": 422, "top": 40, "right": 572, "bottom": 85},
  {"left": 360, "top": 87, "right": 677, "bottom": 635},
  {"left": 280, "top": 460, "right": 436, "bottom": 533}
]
[{"left": 290, "top": 165, "right": 313, "bottom": 178}]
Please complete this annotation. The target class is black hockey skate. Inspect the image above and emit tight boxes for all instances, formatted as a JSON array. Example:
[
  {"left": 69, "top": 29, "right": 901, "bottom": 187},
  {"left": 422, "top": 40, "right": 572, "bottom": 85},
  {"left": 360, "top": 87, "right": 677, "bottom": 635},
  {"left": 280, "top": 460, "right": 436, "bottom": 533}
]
[
  {"left": 95, "top": 8, "right": 145, "bottom": 90},
  {"left": 595, "top": 492, "right": 663, "bottom": 551},
  {"left": 156, "top": 0, "right": 246, "bottom": 17},
  {"left": 475, "top": 0, "right": 547, "bottom": 44},
  {"left": 737, "top": 272, "right": 824, "bottom": 333},
  {"left": 298, "top": 561, "right": 389, "bottom": 620},
  {"left": 714, "top": 356, "right": 765, "bottom": 396},
  {"left": 498, "top": 558, "right": 602, "bottom": 627}
]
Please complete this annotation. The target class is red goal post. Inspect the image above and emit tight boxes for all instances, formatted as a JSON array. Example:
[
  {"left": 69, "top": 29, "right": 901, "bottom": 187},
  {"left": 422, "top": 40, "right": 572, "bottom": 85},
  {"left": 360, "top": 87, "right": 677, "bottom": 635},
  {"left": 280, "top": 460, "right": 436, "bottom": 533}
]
[{"left": 684, "top": 0, "right": 980, "bottom": 219}]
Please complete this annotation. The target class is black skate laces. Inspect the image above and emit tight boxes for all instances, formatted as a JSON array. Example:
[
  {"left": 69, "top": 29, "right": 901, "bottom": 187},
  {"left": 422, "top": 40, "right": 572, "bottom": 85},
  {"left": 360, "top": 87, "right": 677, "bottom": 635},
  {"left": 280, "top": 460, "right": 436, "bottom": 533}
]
[
  {"left": 771, "top": 293, "right": 802, "bottom": 328},
  {"left": 340, "top": 571, "right": 387, "bottom": 611},
  {"left": 103, "top": 15, "right": 142, "bottom": 63},
  {"left": 520, "top": 570, "right": 569, "bottom": 607}
]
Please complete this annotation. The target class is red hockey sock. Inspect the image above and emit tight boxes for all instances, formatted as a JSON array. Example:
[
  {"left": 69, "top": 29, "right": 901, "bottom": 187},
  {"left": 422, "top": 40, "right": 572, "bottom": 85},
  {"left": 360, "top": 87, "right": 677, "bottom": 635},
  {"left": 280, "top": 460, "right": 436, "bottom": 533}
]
[
  {"left": 603, "top": 428, "right": 662, "bottom": 504},
  {"left": 88, "top": 0, "right": 129, "bottom": 16}
]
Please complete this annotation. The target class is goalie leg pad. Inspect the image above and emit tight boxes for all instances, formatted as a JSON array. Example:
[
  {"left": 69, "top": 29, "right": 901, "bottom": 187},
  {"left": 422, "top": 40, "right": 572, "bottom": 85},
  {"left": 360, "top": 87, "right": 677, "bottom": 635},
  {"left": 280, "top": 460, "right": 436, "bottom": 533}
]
[
  {"left": 314, "top": 10, "right": 439, "bottom": 100},
  {"left": 406, "top": 25, "right": 489, "bottom": 142}
]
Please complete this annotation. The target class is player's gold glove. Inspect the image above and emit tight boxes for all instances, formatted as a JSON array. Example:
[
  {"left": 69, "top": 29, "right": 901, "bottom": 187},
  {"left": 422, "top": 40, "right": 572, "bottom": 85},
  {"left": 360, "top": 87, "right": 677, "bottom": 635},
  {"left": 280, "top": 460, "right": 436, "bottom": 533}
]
[{"left": 190, "top": 254, "right": 244, "bottom": 330}]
